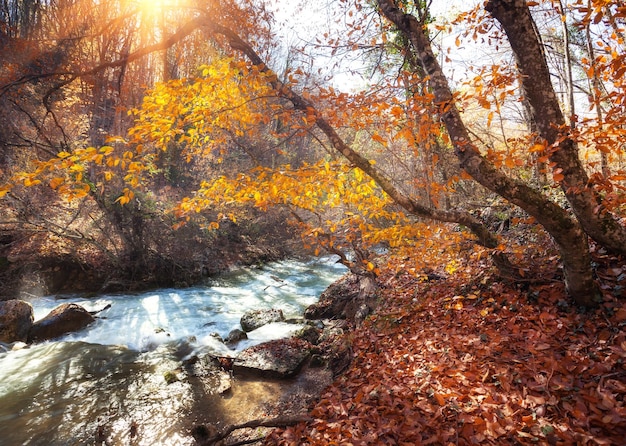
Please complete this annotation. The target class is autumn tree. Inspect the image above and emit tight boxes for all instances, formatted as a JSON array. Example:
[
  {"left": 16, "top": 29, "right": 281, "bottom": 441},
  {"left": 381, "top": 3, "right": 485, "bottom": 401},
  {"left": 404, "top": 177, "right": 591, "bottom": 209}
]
[
  {"left": 3, "top": 0, "right": 626, "bottom": 306},
  {"left": 0, "top": 0, "right": 298, "bottom": 293},
  {"left": 179, "top": 0, "right": 626, "bottom": 305}
]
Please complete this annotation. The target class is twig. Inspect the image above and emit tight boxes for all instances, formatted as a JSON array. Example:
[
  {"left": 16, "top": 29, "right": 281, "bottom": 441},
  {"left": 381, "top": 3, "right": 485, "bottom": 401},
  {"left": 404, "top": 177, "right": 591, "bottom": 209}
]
[
  {"left": 226, "top": 436, "right": 266, "bottom": 446},
  {"left": 200, "top": 415, "right": 312, "bottom": 445}
]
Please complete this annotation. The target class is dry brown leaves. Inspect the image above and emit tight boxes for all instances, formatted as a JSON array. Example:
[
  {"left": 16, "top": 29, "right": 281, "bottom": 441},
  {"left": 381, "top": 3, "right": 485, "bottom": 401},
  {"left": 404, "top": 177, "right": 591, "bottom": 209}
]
[{"left": 266, "top": 255, "right": 626, "bottom": 445}]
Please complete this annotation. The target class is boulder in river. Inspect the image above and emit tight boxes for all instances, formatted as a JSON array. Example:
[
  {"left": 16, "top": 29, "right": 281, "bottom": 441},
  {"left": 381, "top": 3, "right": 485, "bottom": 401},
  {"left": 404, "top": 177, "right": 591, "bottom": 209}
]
[
  {"left": 186, "top": 354, "right": 233, "bottom": 395},
  {"left": 233, "top": 338, "right": 311, "bottom": 379},
  {"left": 0, "top": 299, "right": 34, "bottom": 343},
  {"left": 28, "top": 303, "right": 95, "bottom": 343},
  {"left": 225, "top": 328, "right": 248, "bottom": 347},
  {"left": 240, "top": 308, "right": 285, "bottom": 332}
]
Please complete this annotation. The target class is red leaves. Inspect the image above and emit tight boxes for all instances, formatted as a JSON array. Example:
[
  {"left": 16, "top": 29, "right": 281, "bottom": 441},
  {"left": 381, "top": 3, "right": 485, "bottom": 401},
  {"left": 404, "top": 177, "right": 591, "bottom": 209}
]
[{"left": 268, "top": 255, "right": 626, "bottom": 445}]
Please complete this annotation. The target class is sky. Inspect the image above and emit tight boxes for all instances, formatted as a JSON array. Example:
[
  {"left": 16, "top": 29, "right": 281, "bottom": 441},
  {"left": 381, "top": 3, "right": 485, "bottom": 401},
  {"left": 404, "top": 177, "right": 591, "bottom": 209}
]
[{"left": 266, "top": 0, "right": 485, "bottom": 91}]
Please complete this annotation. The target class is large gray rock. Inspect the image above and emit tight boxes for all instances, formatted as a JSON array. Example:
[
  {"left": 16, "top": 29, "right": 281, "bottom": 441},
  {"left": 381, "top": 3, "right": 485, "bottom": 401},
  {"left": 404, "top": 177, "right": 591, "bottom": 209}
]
[
  {"left": 304, "top": 273, "right": 378, "bottom": 323},
  {"left": 233, "top": 338, "right": 311, "bottom": 379},
  {"left": 240, "top": 308, "right": 284, "bottom": 332},
  {"left": 0, "top": 300, "right": 34, "bottom": 343},
  {"left": 28, "top": 303, "right": 95, "bottom": 343}
]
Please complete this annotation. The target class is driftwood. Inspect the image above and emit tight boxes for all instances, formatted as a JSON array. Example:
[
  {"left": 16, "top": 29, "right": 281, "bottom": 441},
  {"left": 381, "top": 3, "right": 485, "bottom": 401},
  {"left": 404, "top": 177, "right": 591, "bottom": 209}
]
[
  {"left": 88, "top": 303, "right": 111, "bottom": 316},
  {"left": 198, "top": 415, "right": 312, "bottom": 446}
]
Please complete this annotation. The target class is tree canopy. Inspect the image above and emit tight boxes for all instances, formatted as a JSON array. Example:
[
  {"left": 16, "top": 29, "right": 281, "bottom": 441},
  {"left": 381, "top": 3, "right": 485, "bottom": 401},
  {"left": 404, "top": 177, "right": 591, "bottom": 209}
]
[{"left": 2, "top": 0, "right": 626, "bottom": 305}]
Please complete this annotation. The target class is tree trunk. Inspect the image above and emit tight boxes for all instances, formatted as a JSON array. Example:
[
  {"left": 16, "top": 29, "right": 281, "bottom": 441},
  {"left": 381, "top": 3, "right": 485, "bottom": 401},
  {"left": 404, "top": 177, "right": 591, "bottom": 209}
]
[
  {"left": 485, "top": 0, "right": 626, "bottom": 256},
  {"left": 203, "top": 16, "right": 520, "bottom": 281},
  {"left": 376, "top": 0, "right": 600, "bottom": 306}
]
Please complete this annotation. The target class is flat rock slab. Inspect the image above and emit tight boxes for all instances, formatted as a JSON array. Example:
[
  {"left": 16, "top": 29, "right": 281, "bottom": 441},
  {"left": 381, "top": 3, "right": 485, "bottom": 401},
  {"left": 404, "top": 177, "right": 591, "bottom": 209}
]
[
  {"left": 233, "top": 338, "right": 311, "bottom": 379},
  {"left": 240, "top": 308, "right": 284, "bottom": 332}
]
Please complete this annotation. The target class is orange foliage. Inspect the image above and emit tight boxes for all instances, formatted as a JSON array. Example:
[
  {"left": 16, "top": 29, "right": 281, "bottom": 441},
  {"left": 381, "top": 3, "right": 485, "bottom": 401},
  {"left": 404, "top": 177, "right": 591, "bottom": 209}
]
[
  {"left": 4, "top": 0, "right": 626, "bottom": 282},
  {"left": 172, "top": 159, "right": 446, "bottom": 265},
  {"left": 268, "top": 250, "right": 626, "bottom": 445}
]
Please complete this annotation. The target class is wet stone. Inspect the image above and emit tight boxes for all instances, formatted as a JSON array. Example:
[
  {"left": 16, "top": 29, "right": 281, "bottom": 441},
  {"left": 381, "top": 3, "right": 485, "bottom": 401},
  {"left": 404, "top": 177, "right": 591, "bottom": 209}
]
[
  {"left": 186, "top": 354, "right": 233, "bottom": 395},
  {"left": 28, "top": 303, "right": 95, "bottom": 343},
  {"left": 225, "top": 328, "right": 248, "bottom": 347},
  {"left": 0, "top": 300, "right": 33, "bottom": 343},
  {"left": 240, "top": 308, "right": 285, "bottom": 332},
  {"left": 233, "top": 338, "right": 311, "bottom": 379}
]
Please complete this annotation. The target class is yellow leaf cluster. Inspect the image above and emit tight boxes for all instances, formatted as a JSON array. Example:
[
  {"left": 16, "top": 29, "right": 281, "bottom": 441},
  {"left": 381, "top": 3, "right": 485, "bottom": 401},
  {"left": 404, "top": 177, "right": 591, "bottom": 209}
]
[{"left": 127, "top": 58, "right": 276, "bottom": 158}]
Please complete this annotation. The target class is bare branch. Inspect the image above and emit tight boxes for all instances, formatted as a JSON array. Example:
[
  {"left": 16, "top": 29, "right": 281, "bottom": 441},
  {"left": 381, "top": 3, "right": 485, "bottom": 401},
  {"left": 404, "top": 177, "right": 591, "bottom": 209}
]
[{"left": 198, "top": 415, "right": 312, "bottom": 445}]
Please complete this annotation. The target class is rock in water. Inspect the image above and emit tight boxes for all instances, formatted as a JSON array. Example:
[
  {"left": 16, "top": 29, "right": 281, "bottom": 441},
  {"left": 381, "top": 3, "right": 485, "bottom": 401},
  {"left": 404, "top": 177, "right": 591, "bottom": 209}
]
[
  {"left": 28, "top": 303, "right": 95, "bottom": 343},
  {"left": 0, "top": 300, "right": 34, "bottom": 343},
  {"left": 225, "top": 328, "right": 248, "bottom": 347},
  {"left": 233, "top": 338, "right": 311, "bottom": 379},
  {"left": 240, "top": 308, "right": 285, "bottom": 332},
  {"left": 186, "top": 355, "right": 233, "bottom": 394}
]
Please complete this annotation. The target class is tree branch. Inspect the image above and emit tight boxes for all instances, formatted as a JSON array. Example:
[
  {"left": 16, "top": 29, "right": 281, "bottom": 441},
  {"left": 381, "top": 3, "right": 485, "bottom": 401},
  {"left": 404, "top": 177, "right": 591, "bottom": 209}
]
[
  {"left": 1, "top": 16, "right": 207, "bottom": 97},
  {"left": 202, "top": 15, "right": 500, "bottom": 244},
  {"left": 198, "top": 415, "right": 312, "bottom": 445}
]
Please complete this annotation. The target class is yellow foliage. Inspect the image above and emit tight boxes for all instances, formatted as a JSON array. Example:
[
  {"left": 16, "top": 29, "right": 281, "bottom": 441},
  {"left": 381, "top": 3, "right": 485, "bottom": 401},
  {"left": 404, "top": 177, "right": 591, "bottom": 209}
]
[
  {"left": 0, "top": 54, "right": 482, "bottom": 265},
  {"left": 49, "top": 177, "right": 65, "bottom": 190}
]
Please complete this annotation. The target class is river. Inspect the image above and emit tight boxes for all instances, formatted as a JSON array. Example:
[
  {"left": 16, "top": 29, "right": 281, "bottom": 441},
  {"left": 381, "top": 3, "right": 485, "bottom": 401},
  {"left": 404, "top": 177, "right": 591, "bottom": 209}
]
[{"left": 0, "top": 257, "right": 346, "bottom": 445}]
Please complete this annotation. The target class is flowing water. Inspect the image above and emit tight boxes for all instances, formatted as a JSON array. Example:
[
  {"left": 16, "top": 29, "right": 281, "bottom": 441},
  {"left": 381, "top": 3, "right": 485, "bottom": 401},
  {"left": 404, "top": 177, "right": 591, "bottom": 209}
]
[{"left": 0, "top": 257, "right": 346, "bottom": 446}]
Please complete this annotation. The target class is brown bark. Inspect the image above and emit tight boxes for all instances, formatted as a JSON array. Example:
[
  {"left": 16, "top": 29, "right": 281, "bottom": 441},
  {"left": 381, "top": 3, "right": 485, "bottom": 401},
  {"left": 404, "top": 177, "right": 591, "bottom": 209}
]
[
  {"left": 376, "top": 0, "right": 600, "bottom": 305},
  {"left": 201, "top": 14, "right": 520, "bottom": 279},
  {"left": 485, "top": 0, "right": 626, "bottom": 255}
]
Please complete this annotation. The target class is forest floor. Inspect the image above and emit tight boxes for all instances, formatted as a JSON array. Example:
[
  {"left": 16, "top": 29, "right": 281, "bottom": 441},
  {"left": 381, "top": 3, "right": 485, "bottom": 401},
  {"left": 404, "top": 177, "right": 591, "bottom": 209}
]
[{"left": 265, "top": 249, "right": 626, "bottom": 445}]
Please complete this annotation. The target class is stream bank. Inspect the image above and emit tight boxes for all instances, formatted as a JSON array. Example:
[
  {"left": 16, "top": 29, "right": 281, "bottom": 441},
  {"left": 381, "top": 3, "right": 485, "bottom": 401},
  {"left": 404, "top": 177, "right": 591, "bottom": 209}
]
[{"left": 0, "top": 207, "right": 302, "bottom": 301}]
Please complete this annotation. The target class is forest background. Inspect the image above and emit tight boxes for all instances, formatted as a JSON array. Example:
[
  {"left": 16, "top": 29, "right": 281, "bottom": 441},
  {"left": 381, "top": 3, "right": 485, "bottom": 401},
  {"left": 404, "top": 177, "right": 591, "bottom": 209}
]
[
  {"left": 1, "top": 0, "right": 625, "bottom": 443},
  {"left": 1, "top": 0, "right": 624, "bottom": 304}
]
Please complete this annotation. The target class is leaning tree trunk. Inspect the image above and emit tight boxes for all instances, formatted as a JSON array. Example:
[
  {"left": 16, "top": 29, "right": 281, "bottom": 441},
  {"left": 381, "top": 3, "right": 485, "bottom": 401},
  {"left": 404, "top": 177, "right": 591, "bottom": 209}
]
[
  {"left": 485, "top": 0, "right": 626, "bottom": 256},
  {"left": 201, "top": 16, "right": 521, "bottom": 280},
  {"left": 377, "top": 0, "right": 600, "bottom": 306}
]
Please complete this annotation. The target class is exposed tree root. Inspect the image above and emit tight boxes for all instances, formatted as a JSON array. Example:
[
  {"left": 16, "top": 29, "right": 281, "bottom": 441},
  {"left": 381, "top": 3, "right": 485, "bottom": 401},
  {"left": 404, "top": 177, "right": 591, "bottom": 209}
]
[{"left": 196, "top": 415, "right": 312, "bottom": 445}]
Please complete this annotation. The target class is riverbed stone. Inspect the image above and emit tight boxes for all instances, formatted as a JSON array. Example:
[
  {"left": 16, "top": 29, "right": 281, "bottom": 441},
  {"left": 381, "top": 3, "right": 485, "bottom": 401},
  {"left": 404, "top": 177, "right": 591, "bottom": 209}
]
[
  {"left": 0, "top": 299, "right": 34, "bottom": 343},
  {"left": 28, "top": 303, "right": 95, "bottom": 343},
  {"left": 240, "top": 308, "right": 285, "bottom": 332},
  {"left": 186, "top": 354, "right": 233, "bottom": 394},
  {"left": 294, "top": 324, "right": 322, "bottom": 345},
  {"left": 233, "top": 338, "right": 311, "bottom": 379},
  {"left": 225, "top": 328, "right": 248, "bottom": 346}
]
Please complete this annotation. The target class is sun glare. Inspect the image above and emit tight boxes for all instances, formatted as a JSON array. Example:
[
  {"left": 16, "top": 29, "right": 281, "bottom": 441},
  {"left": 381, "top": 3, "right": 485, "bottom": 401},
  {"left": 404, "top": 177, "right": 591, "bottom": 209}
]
[{"left": 137, "top": 0, "right": 166, "bottom": 14}]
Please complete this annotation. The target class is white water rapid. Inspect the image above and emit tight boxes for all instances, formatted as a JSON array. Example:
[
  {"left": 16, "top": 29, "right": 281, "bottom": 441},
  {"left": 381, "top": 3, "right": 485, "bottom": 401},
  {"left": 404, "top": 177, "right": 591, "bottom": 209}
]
[{"left": 0, "top": 256, "right": 347, "bottom": 445}]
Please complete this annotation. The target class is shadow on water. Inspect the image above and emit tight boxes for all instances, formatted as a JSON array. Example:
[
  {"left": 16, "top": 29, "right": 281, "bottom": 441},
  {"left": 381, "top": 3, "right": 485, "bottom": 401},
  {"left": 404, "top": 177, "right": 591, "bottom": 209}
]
[
  {"left": 0, "top": 341, "right": 333, "bottom": 445},
  {"left": 0, "top": 341, "right": 200, "bottom": 445},
  {"left": 185, "top": 363, "right": 334, "bottom": 445}
]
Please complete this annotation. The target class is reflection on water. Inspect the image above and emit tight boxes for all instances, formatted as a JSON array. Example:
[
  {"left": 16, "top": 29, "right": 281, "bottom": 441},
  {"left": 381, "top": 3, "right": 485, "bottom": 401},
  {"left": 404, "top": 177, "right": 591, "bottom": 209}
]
[{"left": 0, "top": 257, "right": 346, "bottom": 445}]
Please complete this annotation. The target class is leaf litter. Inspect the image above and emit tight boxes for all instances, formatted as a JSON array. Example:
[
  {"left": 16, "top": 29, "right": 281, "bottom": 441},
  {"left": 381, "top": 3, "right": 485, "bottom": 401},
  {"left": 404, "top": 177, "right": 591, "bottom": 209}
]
[{"left": 266, "top": 251, "right": 626, "bottom": 445}]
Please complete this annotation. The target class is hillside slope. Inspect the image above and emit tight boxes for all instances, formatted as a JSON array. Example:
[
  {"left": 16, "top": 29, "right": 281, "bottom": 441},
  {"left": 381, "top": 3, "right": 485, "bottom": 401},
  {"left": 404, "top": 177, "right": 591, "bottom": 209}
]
[{"left": 268, "top": 252, "right": 626, "bottom": 445}]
